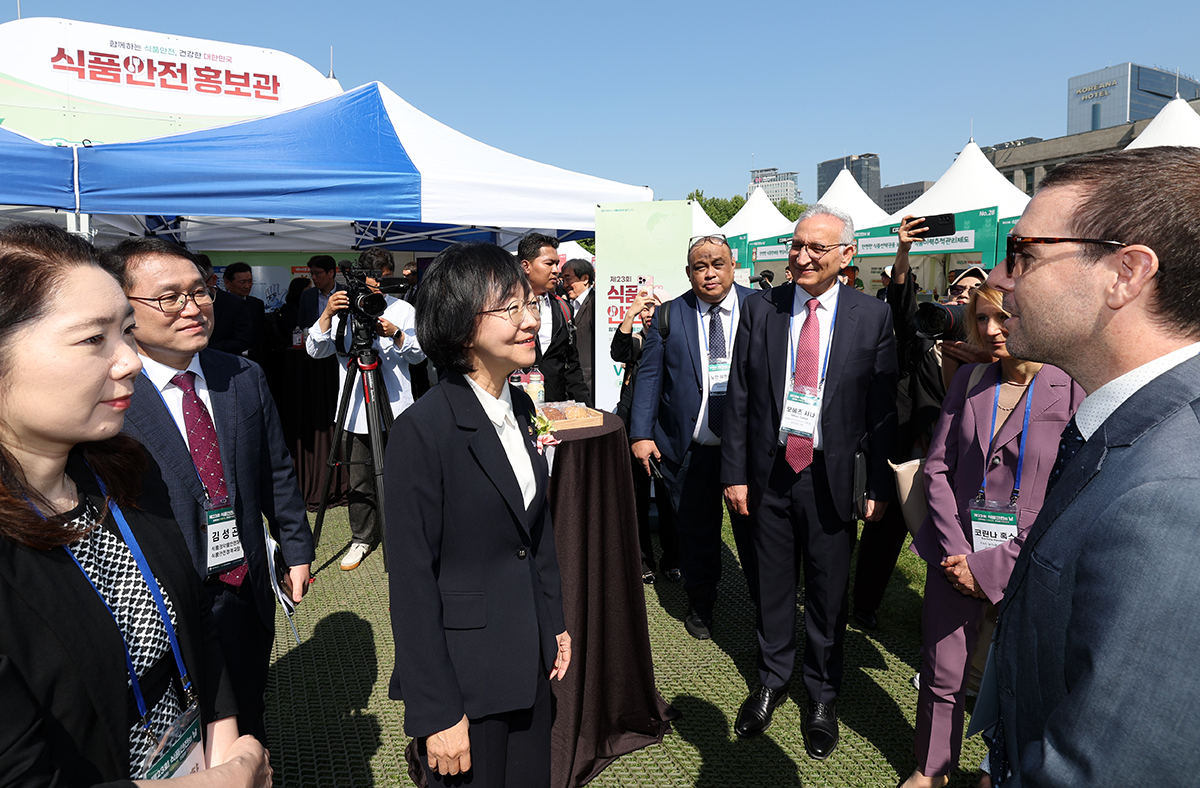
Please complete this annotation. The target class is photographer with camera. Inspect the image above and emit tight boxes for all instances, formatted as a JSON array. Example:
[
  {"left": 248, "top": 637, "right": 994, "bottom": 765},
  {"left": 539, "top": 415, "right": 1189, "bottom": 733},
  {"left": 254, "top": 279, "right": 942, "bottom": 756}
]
[
  {"left": 306, "top": 251, "right": 425, "bottom": 571},
  {"left": 852, "top": 217, "right": 987, "bottom": 630}
]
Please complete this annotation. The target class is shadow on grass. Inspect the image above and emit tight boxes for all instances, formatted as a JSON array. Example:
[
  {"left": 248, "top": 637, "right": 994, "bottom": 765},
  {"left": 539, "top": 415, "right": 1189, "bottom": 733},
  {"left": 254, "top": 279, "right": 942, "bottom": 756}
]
[
  {"left": 671, "top": 694, "right": 803, "bottom": 788},
  {"left": 268, "top": 611, "right": 382, "bottom": 787}
]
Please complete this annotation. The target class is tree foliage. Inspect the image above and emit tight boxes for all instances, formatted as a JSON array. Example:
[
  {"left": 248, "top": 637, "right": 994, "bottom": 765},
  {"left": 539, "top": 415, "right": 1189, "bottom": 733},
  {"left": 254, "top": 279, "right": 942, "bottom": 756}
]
[
  {"left": 576, "top": 238, "right": 596, "bottom": 254},
  {"left": 687, "top": 189, "right": 745, "bottom": 228},
  {"left": 688, "top": 189, "right": 807, "bottom": 226}
]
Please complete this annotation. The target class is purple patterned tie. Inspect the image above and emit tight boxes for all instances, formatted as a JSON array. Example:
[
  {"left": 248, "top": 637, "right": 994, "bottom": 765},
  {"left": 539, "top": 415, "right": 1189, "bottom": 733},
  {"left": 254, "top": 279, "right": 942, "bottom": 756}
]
[
  {"left": 171, "top": 371, "right": 246, "bottom": 587},
  {"left": 785, "top": 298, "right": 820, "bottom": 473}
]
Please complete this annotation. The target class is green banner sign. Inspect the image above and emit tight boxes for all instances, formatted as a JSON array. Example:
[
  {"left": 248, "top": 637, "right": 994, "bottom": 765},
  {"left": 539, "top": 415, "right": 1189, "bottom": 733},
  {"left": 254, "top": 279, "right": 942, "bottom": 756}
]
[{"left": 853, "top": 207, "right": 1001, "bottom": 269}]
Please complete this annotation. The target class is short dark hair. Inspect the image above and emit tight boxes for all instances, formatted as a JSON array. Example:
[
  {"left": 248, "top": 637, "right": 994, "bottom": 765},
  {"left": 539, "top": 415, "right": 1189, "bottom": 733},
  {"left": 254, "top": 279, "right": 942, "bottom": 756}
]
[
  {"left": 759, "top": 268, "right": 774, "bottom": 282},
  {"left": 517, "top": 233, "right": 558, "bottom": 264},
  {"left": 357, "top": 247, "right": 393, "bottom": 271},
  {"left": 223, "top": 261, "right": 251, "bottom": 281},
  {"left": 562, "top": 258, "right": 594, "bottom": 285},
  {"left": 286, "top": 276, "right": 311, "bottom": 305},
  {"left": 1039, "top": 146, "right": 1200, "bottom": 337},
  {"left": 415, "top": 243, "right": 531, "bottom": 375},
  {"left": 101, "top": 237, "right": 200, "bottom": 291},
  {"left": 0, "top": 222, "right": 145, "bottom": 549},
  {"left": 307, "top": 254, "right": 336, "bottom": 274}
]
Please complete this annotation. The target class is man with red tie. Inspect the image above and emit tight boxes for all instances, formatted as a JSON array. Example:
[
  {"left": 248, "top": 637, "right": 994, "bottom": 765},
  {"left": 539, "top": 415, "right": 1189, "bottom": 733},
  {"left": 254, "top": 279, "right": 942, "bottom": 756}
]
[
  {"left": 110, "top": 238, "right": 314, "bottom": 744},
  {"left": 722, "top": 205, "right": 897, "bottom": 758}
]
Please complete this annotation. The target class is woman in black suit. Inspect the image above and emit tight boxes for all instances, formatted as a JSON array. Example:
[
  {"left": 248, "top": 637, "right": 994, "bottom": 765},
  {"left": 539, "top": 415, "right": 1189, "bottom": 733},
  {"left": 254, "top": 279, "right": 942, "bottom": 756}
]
[
  {"left": 0, "top": 223, "right": 271, "bottom": 787},
  {"left": 385, "top": 242, "right": 570, "bottom": 787}
]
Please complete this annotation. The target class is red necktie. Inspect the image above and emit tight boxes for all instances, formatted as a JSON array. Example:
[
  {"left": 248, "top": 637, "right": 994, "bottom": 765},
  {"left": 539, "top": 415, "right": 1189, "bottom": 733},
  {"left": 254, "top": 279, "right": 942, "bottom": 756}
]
[
  {"left": 785, "top": 298, "right": 820, "bottom": 473},
  {"left": 171, "top": 371, "right": 246, "bottom": 587}
]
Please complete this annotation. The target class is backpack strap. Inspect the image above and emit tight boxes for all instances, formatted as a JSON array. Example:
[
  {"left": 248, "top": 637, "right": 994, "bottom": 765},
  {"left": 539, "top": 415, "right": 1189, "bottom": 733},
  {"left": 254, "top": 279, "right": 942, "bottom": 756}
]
[{"left": 657, "top": 298, "right": 673, "bottom": 340}]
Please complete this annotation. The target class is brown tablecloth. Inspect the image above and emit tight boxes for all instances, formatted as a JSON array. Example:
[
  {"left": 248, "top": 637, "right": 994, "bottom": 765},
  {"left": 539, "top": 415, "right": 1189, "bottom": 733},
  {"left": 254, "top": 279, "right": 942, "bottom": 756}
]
[
  {"left": 547, "top": 412, "right": 678, "bottom": 788},
  {"left": 262, "top": 348, "right": 350, "bottom": 511}
]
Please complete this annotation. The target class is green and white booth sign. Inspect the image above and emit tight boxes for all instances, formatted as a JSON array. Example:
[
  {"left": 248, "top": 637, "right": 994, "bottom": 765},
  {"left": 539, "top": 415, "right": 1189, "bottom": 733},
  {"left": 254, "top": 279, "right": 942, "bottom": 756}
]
[
  {"left": 853, "top": 207, "right": 1001, "bottom": 296},
  {"left": 748, "top": 234, "right": 792, "bottom": 277}
]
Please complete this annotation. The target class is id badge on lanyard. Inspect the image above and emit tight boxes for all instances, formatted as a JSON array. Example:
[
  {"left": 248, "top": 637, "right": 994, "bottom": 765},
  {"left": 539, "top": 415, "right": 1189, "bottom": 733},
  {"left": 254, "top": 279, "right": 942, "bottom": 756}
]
[
  {"left": 139, "top": 703, "right": 204, "bottom": 778},
  {"left": 969, "top": 500, "right": 1019, "bottom": 552},
  {"left": 781, "top": 385, "right": 822, "bottom": 438},
  {"left": 708, "top": 358, "right": 731, "bottom": 395},
  {"left": 971, "top": 372, "right": 1036, "bottom": 553},
  {"left": 205, "top": 504, "right": 242, "bottom": 575}
]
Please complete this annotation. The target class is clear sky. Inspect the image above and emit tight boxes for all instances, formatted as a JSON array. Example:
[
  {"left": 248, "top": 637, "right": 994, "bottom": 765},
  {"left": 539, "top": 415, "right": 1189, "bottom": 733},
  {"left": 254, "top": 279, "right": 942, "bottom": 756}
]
[{"left": 5, "top": 0, "right": 1197, "bottom": 206}]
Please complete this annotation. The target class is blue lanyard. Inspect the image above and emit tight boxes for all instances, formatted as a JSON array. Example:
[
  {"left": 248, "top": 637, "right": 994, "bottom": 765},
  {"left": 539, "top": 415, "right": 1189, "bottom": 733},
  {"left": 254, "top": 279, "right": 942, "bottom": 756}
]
[
  {"left": 788, "top": 294, "right": 838, "bottom": 388},
  {"left": 61, "top": 474, "right": 195, "bottom": 739},
  {"left": 979, "top": 372, "right": 1037, "bottom": 505},
  {"left": 698, "top": 297, "right": 736, "bottom": 359}
]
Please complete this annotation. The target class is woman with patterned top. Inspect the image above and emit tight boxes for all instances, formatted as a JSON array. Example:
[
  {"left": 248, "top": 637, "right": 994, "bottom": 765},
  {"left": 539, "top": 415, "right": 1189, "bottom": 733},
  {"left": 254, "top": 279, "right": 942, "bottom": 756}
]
[{"left": 0, "top": 222, "right": 271, "bottom": 787}]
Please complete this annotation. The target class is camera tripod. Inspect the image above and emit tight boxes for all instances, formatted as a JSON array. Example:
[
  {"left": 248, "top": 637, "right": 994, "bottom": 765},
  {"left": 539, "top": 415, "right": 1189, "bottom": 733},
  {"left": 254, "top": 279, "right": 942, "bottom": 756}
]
[{"left": 311, "top": 310, "right": 394, "bottom": 569}]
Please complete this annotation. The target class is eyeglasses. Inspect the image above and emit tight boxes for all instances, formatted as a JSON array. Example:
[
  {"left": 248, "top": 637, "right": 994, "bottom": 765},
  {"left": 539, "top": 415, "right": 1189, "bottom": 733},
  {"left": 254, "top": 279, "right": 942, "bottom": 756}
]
[
  {"left": 128, "top": 287, "right": 216, "bottom": 313},
  {"left": 689, "top": 234, "right": 728, "bottom": 251},
  {"left": 479, "top": 298, "right": 541, "bottom": 327},
  {"left": 948, "top": 283, "right": 981, "bottom": 298},
  {"left": 791, "top": 241, "right": 848, "bottom": 259},
  {"left": 1005, "top": 236, "right": 1127, "bottom": 277}
]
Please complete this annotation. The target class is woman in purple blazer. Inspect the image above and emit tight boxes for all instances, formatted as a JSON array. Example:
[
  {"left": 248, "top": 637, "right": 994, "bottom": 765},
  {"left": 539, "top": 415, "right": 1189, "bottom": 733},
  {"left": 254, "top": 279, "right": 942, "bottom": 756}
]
[{"left": 899, "top": 286, "right": 1084, "bottom": 788}]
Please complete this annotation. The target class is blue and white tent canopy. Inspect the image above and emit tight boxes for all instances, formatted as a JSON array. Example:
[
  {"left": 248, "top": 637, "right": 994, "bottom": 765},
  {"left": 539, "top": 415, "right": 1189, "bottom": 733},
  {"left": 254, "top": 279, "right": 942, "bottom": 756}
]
[
  {"left": 0, "top": 125, "right": 74, "bottom": 211},
  {"left": 6, "top": 82, "right": 651, "bottom": 250}
]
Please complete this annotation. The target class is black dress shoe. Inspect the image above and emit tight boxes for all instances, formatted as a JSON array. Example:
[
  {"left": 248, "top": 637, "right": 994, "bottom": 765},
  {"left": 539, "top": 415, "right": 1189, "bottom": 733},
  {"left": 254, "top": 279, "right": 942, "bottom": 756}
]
[
  {"left": 735, "top": 685, "right": 789, "bottom": 737},
  {"left": 665, "top": 568, "right": 683, "bottom": 582},
  {"left": 853, "top": 609, "right": 879, "bottom": 630},
  {"left": 684, "top": 611, "right": 712, "bottom": 639},
  {"left": 642, "top": 570, "right": 656, "bottom": 585},
  {"left": 805, "top": 700, "right": 839, "bottom": 760}
]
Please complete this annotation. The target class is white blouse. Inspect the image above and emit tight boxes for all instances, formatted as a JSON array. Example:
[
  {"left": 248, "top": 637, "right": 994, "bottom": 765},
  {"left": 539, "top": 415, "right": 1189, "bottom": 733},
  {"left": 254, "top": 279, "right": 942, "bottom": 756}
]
[{"left": 466, "top": 376, "right": 538, "bottom": 509}]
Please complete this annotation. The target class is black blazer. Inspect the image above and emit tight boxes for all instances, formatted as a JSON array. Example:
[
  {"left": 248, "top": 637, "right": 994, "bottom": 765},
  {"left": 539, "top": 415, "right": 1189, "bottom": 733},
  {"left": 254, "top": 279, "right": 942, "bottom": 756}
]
[
  {"left": 384, "top": 374, "right": 566, "bottom": 739},
  {"left": 0, "top": 453, "right": 235, "bottom": 788},
  {"left": 721, "top": 283, "right": 898, "bottom": 520},
  {"left": 535, "top": 292, "right": 589, "bottom": 403},
  {"left": 208, "top": 288, "right": 251, "bottom": 356},
  {"left": 296, "top": 285, "right": 344, "bottom": 332},
  {"left": 573, "top": 289, "right": 596, "bottom": 406},
  {"left": 122, "top": 350, "right": 314, "bottom": 630}
]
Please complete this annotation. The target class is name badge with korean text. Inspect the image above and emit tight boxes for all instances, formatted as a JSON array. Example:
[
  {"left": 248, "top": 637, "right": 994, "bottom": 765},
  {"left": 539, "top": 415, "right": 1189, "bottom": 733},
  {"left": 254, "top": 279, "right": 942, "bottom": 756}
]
[
  {"left": 780, "top": 386, "right": 821, "bottom": 438},
  {"left": 708, "top": 359, "right": 731, "bottom": 394},
  {"left": 969, "top": 500, "right": 1018, "bottom": 552},
  {"left": 138, "top": 702, "right": 205, "bottom": 779},
  {"left": 204, "top": 506, "right": 243, "bottom": 574}
]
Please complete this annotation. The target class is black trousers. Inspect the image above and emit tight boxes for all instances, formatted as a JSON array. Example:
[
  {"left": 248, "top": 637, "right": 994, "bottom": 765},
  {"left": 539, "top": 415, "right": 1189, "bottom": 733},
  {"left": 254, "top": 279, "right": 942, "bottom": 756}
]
[
  {"left": 208, "top": 579, "right": 274, "bottom": 743},
  {"left": 631, "top": 452, "right": 678, "bottom": 574},
  {"left": 346, "top": 432, "right": 381, "bottom": 547},
  {"left": 853, "top": 499, "right": 909, "bottom": 615},
  {"left": 754, "top": 451, "right": 855, "bottom": 704},
  {"left": 660, "top": 443, "right": 755, "bottom": 617},
  {"left": 418, "top": 672, "right": 553, "bottom": 788}
]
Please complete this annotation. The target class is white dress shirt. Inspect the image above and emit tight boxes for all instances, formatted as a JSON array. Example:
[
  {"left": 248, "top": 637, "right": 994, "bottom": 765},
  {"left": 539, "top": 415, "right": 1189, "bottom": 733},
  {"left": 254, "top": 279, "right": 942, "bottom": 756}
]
[
  {"left": 692, "top": 287, "right": 740, "bottom": 445},
  {"left": 139, "top": 353, "right": 213, "bottom": 452},
  {"left": 572, "top": 286, "right": 593, "bottom": 314},
  {"left": 537, "top": 294, "right": 555, "bottom": 355},
  {"left": 466, "top": 376, "right": 537, "bottom": 509},
  {"left": 779, "top": 283, "right": 841, "bottom": 450},
  {"left": 305, "top": 296, "right": 426, "bottom": 434},
  {"left": 1074, "top": 341, "right": 1200, "bottom": 440}
]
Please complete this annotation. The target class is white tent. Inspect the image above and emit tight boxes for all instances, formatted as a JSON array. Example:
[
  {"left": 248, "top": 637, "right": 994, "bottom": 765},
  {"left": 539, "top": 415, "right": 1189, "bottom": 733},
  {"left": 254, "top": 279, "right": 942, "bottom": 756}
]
[
  {"left": 816, "top": 169, "right": 890, "bottom": 230},
  {"left": 1126, "top": 96, "right": 1200, "bottom": 149},
  {"left": 721, "top": 186, "right": 794, "bottom": 240},
  {"left": 557, "top": 240, "right": 595, "bottom": 264},
  {"left": 889, "top": 140, "right": 1030, "bottom": 221}
]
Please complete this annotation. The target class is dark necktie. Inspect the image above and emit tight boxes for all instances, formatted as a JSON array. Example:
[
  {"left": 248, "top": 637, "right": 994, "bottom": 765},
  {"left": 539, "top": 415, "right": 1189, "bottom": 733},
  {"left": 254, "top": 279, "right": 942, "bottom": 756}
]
[
  {"left": 171, "top": 371, "right": 246, "bottom": 587},
  {"left": 785, "top": 298, "right": 820, "bottom": 473},
  {"left": 1045, "top": 417, "right": 1085, "bottom": 495},
  {"left": 708, "top": 304, "right": 726, "bottom": 437}
]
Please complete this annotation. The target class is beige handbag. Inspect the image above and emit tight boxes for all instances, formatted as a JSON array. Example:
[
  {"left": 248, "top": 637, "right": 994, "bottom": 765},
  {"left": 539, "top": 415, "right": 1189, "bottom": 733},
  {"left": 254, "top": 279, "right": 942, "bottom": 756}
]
[{"left": 891, "top": 363, "right": 992, "bottom": 537}]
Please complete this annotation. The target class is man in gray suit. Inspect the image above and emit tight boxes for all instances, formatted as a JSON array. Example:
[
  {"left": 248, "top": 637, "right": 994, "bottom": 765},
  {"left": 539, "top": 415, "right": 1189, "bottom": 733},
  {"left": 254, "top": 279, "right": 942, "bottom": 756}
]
[
  {"left": 984, "top": 146, "right": 1200, "bottom": 785},
  {"left": 109, "top": 238, "right": 314, "bottom": 743}
]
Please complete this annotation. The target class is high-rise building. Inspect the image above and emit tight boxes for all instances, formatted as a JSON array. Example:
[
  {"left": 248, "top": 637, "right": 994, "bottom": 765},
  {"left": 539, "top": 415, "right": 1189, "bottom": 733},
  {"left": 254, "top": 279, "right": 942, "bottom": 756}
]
[
  {"left": 747, "top": 168, "right": 800, "bottom": 204},
  {"left": 878, "top": 181, "right": 935, "bottom": 216},
  {"left": 1068, "top": 63, "right": 1200, "bottom": 135},
  {"left": 816, "top": 154, "right": 880, "bottom": 204}
]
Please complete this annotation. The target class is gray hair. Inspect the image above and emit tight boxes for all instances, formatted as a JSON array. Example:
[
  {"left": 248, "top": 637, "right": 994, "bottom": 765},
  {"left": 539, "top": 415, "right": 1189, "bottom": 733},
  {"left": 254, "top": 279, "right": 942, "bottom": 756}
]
[{"left": 797, "top": 204, "right": 856, "bottom": 245}]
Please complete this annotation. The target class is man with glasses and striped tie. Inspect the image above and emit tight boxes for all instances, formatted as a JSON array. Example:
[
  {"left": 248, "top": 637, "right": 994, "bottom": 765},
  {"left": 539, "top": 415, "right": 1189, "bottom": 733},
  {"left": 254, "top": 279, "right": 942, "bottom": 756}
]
[
  {"left": 981, "top": 146, "right": 1200, "bottom": 787},
  {"left": 722, "top": 204, "right": 897, "bottom": 759},
  {"left": 630, "top": 233, "right": 755, "bottom": 641}
]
